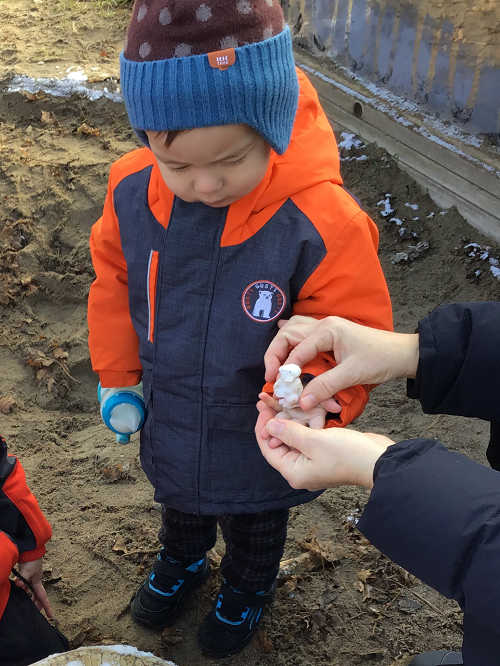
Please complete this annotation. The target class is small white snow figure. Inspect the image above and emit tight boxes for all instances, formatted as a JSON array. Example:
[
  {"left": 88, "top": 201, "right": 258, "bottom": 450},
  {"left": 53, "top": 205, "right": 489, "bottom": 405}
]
[
  {"left": 274, "top": 363, "right": 303, "bottom": 409},
  {"left": 252, "top": 291, "right": 273, "bottom": 319}
]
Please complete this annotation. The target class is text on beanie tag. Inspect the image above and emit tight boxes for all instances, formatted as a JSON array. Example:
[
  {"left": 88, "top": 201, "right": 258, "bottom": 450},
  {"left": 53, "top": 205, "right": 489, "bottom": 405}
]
[{"left": 208, "top": 48, "right": 236, "bottom": 71}]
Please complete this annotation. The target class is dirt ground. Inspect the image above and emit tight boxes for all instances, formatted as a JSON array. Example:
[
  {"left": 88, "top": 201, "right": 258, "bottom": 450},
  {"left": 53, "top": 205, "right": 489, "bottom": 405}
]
[{"left": 1, "top": 2, "right": 500, "bottom": 665}]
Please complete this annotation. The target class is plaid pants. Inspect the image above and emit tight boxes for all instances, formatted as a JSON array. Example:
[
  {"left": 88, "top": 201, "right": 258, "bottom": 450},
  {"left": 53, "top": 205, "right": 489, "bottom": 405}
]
[{"left": 159, "top": 505, "right": 289, "bottom": 595}]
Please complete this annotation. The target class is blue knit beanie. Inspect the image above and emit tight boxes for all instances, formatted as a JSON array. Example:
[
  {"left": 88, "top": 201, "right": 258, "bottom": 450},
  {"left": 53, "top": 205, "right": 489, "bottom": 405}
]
[{"left": 120, "top": 0, "right": 299, "bottom": 155}]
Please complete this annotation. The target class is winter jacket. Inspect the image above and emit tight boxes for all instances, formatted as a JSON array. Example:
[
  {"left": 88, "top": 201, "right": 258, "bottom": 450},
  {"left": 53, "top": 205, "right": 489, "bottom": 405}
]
[
  {"left": 0, "top": 436, "right": 52, "bottom": 619},
  {"left": 88, "top": 69, "right": 393, "bottom": 514},
  {"left": 358, "top": 302, "right": 500, "bottom": 652}
]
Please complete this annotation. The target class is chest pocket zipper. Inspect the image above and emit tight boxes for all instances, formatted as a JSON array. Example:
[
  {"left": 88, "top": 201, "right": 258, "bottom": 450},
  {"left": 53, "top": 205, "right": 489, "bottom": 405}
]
[{"left": 147, "top": 249, "right": 159, "bottom": 343}]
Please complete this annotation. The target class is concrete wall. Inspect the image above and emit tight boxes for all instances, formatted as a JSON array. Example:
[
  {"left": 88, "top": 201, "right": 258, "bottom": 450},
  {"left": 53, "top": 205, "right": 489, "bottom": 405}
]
[{"left": 282, "top": 0, "right": 500, "bottom": 136}]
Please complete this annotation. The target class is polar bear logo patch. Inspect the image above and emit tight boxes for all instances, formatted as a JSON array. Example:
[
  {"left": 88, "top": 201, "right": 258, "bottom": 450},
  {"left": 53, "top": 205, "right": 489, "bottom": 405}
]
[
  {"left": 252, "top": 291, "right": 273, "bottom": 319},
  {"left": 242, "top": 281, "right": 286, "bottom": 322}
]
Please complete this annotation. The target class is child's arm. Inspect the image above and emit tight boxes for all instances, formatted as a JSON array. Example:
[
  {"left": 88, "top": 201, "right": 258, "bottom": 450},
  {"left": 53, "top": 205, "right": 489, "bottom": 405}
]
[
  {"left": 88, "top": 170, "right": 142, "bottom": 388},
  {"left": 0, "top": 435, "right": 53, "bottom": 616},
  {"left": 265, "top": 206, "right": 392, "bottom": 428}
]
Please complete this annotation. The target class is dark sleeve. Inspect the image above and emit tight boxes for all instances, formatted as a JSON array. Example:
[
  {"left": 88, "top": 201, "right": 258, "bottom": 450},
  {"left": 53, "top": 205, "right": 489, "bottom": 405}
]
[
  {"left": 0, "top": 436, "right": 51, "bottom": 559},
  {"left": 407, "top": 301, "right": 500, "bottom": 421},
  {"left": 358, "top": 438, "right": 500, "bottom": 636}
]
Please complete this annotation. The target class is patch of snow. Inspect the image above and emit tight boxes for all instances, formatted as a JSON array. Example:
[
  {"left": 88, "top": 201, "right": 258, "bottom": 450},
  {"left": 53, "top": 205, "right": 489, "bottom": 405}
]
[
  {"left": 6, "top": 74, "right": 123, "bottom": 103},
  {"left": 427, "top": 212, "right": 435, "bottom": 218},
  {"left": 439, "top": 211, "right": 447, "bottom": 215},
  {"left": 338, "top": 131, "right": 365, "bottom": 151},
  {"left": 413, "top": 217, "right": 420, "bottom": 221},
  {"left": 377, "top": 196, "right": 394, "bottom": 217},
  {"left": 405, "top": 203, "right": 419, "bottom": 210},
  {"left": 491, "top": 266, "right": 500, "bottom": 280},
  {"left": 390, "top": 217, "right": 404, "bottom": 226},
  {"left": 475, "top": 270, "right": 482, "bottom": 276},
  {"left": 341, "top": 154, "right": 368, "bottom": 162}
]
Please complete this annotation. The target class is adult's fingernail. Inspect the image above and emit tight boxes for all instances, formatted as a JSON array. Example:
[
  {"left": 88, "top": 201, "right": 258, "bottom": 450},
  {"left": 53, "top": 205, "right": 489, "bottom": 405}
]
[
  {"left": 302, "top": 394, "right": 318, "bottom": 410},
  {"left": 267, "top": 420, "right": 284, "bottom": 437}
]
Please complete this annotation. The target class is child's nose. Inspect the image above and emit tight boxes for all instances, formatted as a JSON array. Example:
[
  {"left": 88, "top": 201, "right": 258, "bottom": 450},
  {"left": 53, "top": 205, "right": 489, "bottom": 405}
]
[{"left": 194, "top": 172, "right": 223, "bottom": 194}]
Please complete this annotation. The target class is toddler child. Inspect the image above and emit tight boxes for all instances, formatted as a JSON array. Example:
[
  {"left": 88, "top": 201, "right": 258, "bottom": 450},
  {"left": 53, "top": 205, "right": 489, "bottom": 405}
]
[
  {"left": 0, "top": 434, "right": 69, "bottom": 666},
  {"left": 88, "top": 0, "right": 392, "bottom": 657}
]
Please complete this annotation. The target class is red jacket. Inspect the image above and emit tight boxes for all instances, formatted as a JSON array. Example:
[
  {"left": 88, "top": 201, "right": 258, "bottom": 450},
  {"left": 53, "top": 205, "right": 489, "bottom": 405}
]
[{"left": 0, "top": 436, "right": 51, "bottom": 619}]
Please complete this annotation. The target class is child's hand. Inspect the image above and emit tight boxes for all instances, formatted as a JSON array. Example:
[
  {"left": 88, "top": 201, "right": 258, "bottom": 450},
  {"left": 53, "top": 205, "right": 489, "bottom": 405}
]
[
  {"left": 258, "top": 393, "right": 327, "bottom": 446},
  {"left": 16, "top": 558, "right": 53, "bottom": 618}
]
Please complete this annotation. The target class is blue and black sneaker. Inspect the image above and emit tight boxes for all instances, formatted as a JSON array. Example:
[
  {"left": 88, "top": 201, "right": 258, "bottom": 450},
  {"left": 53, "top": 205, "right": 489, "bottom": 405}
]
[
  {"left": 131, "top": 548, "right": 210, "bottom": 628},
  {"left": 197, "top": 579, "right": 277, "bottom": 657}
]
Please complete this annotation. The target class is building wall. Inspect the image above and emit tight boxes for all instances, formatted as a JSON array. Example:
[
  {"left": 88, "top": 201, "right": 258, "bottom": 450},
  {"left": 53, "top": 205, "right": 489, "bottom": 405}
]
[{"left": 283, "top": 0, "right": 500, "bottom": 135}]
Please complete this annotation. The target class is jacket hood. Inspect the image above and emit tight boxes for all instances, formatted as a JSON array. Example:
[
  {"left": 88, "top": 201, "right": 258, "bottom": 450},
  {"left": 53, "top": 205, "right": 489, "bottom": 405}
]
[{"left": 252, "top": 68, "right": 342, "bottom": 211}]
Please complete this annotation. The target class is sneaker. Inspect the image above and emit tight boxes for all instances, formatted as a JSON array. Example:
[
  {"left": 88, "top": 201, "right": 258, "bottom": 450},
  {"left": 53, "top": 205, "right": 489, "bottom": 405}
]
[
  {"left": 409, "top": 652, "right": 463, "bottom": 665},
  {"left": 131, "top": 549, "right": 210, "bottom": 628},
  {"left": 197, "top": 579, "right": 276, "bottom": 657}
]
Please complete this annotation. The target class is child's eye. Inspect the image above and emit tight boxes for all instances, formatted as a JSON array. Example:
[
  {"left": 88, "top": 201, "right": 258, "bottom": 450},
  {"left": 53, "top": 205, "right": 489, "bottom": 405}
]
[
  {"left": 166, "top": 165, "right": 188, "bottom": 173},
  {"left": 222, "top": 155, "right": 246, "bottom": 167}
]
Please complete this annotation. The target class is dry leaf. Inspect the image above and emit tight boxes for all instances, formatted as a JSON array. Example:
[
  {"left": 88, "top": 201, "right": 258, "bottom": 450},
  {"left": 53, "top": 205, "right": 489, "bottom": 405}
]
[
  {"left": 40, "top": 110, "right": 56, "bottom": 125},
  {"left": 0, "top": 396, "right": 16, "bottom": 414},
  {"left": 279, "top": 551, "right": 323, "bottom": 576},
  {"left": 353, "top": 580, "right": 373, "bottom": 602},
  {"left": 53, "top": 347, "right": 69, "bottom": 359},
  {"left": 22, "top": 90, "right": 45, "bottom": 101},
  {"left": 253, "top": 628, "right": 274, "bottom": 652},
  {"left": 99, "top": 49, "right": 109, "bottom": 58},
  {"left": 161, "top": 627, "right": 182, "bottom": 645},
  {"left": 357, "top": 569, "right": 374, "bottom": 583},
  {"left": 353, "top": 580, "right": 364, "bottom": 594},
  {"left": 112, "top": 536, "right": 127, "bottom": 553},
  {"left": 24, "top": 347, "right": 54, "bottom": 369},
  {"left": 77, "top": 122, "right": 100, "bottom": 137},
  {"left": 103, "top": 462, "right": 129, "bottom": 482},
  {"left": 299, "top": 537, "right": 348, "bottom": 564}
]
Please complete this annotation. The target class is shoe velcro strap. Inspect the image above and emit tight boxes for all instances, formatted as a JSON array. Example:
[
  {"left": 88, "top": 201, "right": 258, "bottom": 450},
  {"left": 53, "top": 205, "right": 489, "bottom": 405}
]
[
  {"left": 219, "top": 582, "right": 272, "bottom": 610},
  {"left": 152, "top": 557, "right": 200, "bottom": 581}
]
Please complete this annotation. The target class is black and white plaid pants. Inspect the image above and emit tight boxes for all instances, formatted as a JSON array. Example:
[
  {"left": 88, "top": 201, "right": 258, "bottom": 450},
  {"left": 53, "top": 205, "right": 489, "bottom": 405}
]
[{"left": 159, "top": 505, "right": 289, "bottom": 595}]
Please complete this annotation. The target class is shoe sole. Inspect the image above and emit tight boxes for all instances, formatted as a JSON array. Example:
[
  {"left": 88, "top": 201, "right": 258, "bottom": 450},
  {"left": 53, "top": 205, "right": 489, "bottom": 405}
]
[
  {"left": 199, "top": 632, "right": 256, "bottom": 659},
  {"left": 131, "top": 560, "right": 210, "bottom": 629}
]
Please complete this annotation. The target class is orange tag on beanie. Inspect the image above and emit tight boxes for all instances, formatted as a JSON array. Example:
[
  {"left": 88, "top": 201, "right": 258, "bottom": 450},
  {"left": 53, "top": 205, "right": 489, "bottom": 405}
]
[{"left": 208, "top": 48, "right": 236, "bottom": 71}]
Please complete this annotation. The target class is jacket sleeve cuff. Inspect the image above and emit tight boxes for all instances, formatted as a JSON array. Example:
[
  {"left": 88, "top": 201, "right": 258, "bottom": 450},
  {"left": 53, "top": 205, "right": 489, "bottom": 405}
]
[
  {"left": 99, "top": 370, "right": 142, "bottom": 388},
  {"left": 324, "top": 384, "right": 369, "bottom": 428},
  {"left": 18, "top": 543, "right": 46, "bottom": 563}
]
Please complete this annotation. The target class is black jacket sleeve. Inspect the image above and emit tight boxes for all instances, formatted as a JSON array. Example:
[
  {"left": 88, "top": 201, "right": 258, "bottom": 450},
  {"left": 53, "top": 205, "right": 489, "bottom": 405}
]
[
  {"left": 358, "top": 302, "right": 500, "bottom": 638},
  {"left": 358, "top": 438, "right": 500, "bottom": 638},
  {"left": 407, "top": 301, "right": 500, "bottom": 421}
]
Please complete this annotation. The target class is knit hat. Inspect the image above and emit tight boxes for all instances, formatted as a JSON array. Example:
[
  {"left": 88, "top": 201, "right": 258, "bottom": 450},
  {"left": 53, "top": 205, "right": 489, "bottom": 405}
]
[{"left": 120, "top": 0, "right": 299, "bottom": 154}]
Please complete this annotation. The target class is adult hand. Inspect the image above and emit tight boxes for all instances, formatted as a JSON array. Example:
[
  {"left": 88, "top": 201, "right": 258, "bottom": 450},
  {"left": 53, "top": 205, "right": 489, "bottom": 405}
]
[
  {"left": 259, "top": 392, "right": 328, "bottom": 430},
  {"left": 264, "top": 316, "right": 419, "bottom": 410},
  {"left": 256, "top": 400, "right": 393, "bottom": 491},
  {"left": 16, "top": 558, "right": 53, "bottom": 618}
]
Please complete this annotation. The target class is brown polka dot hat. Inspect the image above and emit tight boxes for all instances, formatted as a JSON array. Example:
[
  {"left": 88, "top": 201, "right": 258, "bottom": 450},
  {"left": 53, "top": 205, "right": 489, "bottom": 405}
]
[{"left": 120, "top": 0, "right": 299, "bottom": 154}]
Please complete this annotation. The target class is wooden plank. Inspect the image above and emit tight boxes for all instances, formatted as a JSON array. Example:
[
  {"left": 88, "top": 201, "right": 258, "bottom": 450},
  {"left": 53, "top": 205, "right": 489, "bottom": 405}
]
[{"left": 296, "top": 56, "right": 500, "bottom": 242}]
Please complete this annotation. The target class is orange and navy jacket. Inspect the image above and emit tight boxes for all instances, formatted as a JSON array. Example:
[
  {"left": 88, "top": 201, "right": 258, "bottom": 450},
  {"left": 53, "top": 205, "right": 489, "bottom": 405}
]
[
  {"left": 0, "top": 435, "right": 52, "bottom": 619},
  {"left": 88, "top": 69, "right": 392, "bottom": 514}
]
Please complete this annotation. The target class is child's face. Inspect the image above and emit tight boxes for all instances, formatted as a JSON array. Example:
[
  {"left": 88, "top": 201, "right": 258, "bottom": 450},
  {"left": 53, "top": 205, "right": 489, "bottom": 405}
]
[{"left": 146, "top": 124, "right": 271, "bottom": 208}]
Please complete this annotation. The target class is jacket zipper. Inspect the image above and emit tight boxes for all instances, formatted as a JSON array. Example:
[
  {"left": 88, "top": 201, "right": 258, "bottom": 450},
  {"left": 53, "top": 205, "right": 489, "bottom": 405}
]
[{"left": 147, "top": 249, "right": 159, "bottom": 343}]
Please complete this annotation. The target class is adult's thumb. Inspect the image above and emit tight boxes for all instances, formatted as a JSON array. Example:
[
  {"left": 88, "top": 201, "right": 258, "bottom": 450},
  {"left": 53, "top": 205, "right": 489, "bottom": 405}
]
[
  {"left": 300, "top": 364, "right": 355, "bottom": 408},
  {"left": 266, "top": 419, "right": 314, "bottom": 456}
]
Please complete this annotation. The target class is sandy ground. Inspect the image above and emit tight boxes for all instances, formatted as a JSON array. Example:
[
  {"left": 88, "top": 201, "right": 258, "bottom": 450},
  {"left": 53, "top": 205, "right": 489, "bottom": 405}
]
[{"left": 1, "top": 2, "right": 500, "bottom": 665}]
